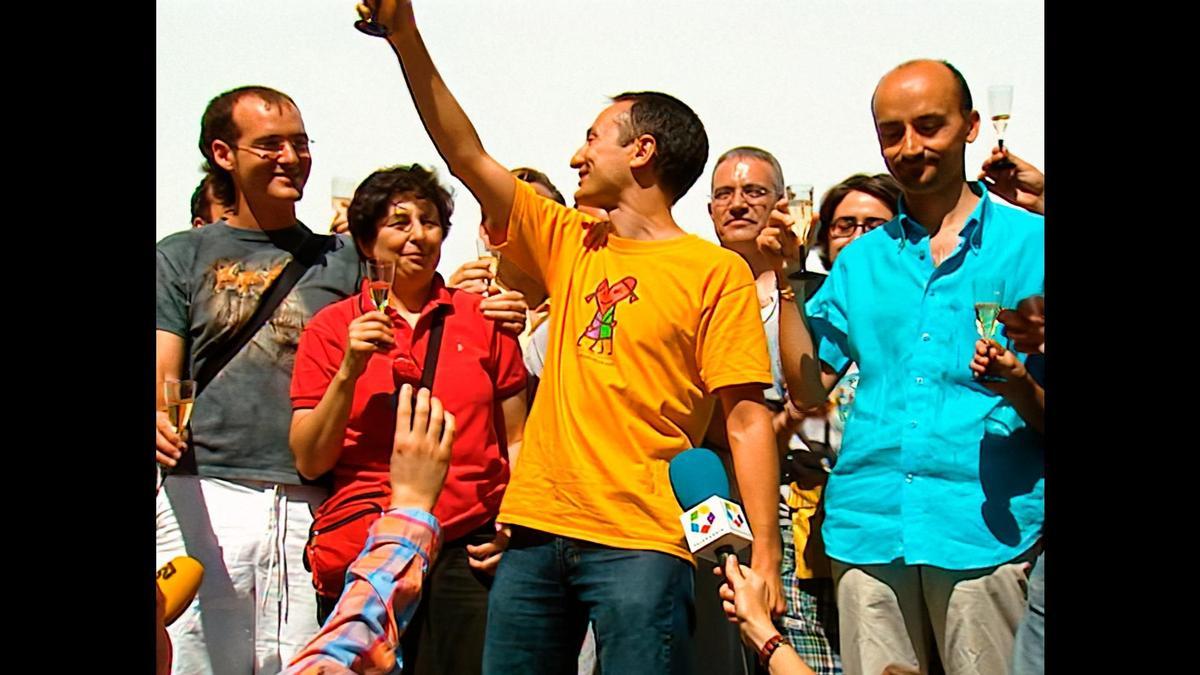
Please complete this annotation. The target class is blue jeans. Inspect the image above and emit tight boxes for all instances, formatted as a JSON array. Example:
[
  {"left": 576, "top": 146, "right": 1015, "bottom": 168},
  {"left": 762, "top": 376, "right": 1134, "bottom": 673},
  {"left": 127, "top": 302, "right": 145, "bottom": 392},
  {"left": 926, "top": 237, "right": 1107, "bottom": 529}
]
[
  {"left": 1011, "top": 551, "right": 1044, "bottom": 674},
  {"left": 482, "top": 526, "right": 695, "bottom": 675}
]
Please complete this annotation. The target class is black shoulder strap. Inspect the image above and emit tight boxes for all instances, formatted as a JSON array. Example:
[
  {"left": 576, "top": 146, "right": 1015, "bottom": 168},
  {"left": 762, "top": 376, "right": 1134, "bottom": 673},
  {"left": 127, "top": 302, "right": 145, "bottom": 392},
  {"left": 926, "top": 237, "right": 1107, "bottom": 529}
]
[
  {"left": 419, "top": 306, "right": 447, "bottom": 391},
  {"left": 194, "top": 233, "right": 335, "bottom": 395}
]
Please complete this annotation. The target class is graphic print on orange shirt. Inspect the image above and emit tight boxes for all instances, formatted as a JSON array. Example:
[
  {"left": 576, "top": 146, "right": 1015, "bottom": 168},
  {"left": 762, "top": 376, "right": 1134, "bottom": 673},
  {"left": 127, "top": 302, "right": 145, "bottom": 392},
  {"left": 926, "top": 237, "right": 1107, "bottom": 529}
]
[{"left": 575, "top": 276, "right": 639, "bottom": 355}]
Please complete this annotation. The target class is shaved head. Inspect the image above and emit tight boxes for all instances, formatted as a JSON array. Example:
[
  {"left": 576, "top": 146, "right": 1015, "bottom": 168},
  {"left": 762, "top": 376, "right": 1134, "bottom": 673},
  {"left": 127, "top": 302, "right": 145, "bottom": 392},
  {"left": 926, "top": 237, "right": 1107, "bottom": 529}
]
[{"left": 873, "top": 59, "right": 973, "bottom": 119}]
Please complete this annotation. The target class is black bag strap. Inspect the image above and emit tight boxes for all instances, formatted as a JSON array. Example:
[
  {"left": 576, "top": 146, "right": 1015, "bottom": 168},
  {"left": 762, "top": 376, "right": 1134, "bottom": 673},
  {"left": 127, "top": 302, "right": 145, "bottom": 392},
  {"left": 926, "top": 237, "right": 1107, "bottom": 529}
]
[
  {"left": 419, "top": 306, "right": 447, "bottom": 391},
  {"left": 194, "top": 233, "right": 335, "bottom": 395}
]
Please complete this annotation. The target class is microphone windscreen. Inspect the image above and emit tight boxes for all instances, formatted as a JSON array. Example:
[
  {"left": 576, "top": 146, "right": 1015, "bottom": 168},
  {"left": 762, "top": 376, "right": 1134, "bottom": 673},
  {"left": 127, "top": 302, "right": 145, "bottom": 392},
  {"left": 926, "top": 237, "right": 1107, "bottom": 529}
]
[
  {"left": 669, "top": 447, "right": 731, "bottom": 510},
  {"left": 156, "top": 556, "right": 205, "bottom": 626}
]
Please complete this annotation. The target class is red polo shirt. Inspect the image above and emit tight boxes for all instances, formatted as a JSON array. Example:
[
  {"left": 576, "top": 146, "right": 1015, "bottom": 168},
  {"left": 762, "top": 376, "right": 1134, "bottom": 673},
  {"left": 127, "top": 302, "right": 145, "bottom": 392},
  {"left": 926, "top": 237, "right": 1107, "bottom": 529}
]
[{"left": 291, "top": 275, "right": 527, "bottom": 542}]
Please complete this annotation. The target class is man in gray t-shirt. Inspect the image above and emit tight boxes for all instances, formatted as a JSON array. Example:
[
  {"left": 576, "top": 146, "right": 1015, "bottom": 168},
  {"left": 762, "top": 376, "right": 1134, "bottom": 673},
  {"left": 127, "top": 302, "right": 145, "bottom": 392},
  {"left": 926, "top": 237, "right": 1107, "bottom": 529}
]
[{"left": 155, "top": 86, "right": 360, "bottom": 673}]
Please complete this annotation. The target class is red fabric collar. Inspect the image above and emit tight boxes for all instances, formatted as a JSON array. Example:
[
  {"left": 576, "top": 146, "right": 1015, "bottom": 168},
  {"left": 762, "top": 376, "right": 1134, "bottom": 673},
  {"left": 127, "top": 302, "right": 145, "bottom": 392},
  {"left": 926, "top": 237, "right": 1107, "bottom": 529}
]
[{"left": 357, "top": 273, "right": 453, "bottom": 318}]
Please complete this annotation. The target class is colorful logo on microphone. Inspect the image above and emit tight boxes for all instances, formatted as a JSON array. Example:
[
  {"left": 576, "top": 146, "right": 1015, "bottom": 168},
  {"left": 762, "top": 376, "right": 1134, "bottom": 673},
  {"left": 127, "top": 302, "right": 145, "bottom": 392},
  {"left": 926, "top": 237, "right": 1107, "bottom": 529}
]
[
  {"left": 725, "top": 504, "right": 745, "bottom": 529},
  {"left": 690, "top": 505, "right": 717, "bottom": 534}
]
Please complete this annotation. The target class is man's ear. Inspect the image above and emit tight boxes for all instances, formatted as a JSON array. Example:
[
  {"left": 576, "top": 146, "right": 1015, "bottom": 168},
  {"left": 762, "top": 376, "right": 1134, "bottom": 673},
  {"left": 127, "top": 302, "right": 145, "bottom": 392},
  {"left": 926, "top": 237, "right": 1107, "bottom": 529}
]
[
  {"left": 964, "top": 109, "right": 981, "bottom": 144},
  {"left": 628, "top": 133, "right": 657, "bottom": 170},
  {"left": 212, "top": 140, "right": 236, "bottom": 172}
]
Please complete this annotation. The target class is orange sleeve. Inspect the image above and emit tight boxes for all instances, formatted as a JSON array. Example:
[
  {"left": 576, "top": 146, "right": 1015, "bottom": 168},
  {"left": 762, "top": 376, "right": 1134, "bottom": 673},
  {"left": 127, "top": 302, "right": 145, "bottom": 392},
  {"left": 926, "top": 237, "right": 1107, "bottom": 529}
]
[
  {"left": 695, "top": 263, "right": 773, "bottom": 394},
  {"left": 499, "top": 178, "right": 597, "bottom": 296}
]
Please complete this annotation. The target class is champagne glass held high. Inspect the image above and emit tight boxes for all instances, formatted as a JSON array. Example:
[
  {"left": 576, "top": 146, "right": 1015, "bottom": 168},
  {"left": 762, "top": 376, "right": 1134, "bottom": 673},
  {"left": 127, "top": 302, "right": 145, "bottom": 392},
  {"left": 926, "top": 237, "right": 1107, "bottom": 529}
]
[
  {"left": 354, "top": 2, "right": 391, "bottom": 37},
  {"left": 988, "top": 85, "right": 1016, "bottom": 170}
]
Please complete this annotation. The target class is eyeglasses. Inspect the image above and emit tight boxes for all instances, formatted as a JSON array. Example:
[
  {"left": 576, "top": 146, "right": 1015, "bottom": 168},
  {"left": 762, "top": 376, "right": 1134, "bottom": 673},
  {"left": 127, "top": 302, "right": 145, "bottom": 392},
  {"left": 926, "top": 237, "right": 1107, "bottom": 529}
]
[
  {"left": 829, "top": 216, "right": 888, "bottom": 238},
  {"left": 711, "top": 185, "right": 776, "bottom": 205},
  {"left": 233, "top": 138, "right": 314, "bottom": 161}
]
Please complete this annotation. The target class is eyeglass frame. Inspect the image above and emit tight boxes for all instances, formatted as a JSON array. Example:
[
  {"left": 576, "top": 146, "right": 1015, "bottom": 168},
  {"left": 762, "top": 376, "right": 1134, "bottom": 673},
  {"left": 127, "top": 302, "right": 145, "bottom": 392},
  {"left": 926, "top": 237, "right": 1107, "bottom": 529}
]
[
  {"left": 710, "top": 184, "right": 778, "bottom": 206},
  {"left": 232, "top": 137, "right": 315, "bottom": 162},
  {"left": 828, "top": 216, "right": 888, "bottom": 239}
]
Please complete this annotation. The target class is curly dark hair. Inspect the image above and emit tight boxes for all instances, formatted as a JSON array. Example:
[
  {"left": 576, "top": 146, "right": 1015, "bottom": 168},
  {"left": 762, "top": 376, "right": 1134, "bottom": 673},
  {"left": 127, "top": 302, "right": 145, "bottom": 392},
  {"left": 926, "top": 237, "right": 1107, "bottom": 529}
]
[
  {"left": 816, "top": 173, "right": 902, "bottom": 268},
  {"left": 198, "top": 86, "right": 298, "bottom": 209},
  {"left": 347, "top": 164, "right": 455, "bottom": 253},
  {"left": 611, "top": 91, "right": 709, "bottom": 205}
]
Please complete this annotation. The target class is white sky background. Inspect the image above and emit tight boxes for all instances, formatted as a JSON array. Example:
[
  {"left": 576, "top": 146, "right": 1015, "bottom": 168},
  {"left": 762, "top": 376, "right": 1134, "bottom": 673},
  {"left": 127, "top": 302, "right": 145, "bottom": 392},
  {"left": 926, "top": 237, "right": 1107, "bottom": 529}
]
[{"left": 156, "top": 0, "right": 1044, "bottom": 275}]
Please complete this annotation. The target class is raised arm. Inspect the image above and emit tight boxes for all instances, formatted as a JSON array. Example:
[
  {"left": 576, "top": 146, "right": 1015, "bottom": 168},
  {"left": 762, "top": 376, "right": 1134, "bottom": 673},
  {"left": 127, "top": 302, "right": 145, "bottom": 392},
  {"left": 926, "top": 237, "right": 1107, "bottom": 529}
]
[
  {"left": 757, "top": 200, "right": 840, "bottom": 409},
  {"left": 368, "top": 0, "right": 517, "bottom": 244}
]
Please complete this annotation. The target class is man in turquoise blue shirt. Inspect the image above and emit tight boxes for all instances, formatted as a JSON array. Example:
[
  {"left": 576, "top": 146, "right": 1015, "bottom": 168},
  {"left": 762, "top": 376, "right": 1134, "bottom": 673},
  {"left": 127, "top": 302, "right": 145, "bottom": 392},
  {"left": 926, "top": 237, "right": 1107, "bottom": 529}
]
[{"left": 761, "top": 60, "right": 1043, "bottom": 675}]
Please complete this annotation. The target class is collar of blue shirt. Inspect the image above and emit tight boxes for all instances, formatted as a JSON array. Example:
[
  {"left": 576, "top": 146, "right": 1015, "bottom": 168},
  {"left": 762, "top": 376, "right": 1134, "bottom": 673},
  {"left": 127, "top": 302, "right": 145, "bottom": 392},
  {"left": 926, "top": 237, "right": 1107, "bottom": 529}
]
[{"left": 889, "top": 181, "right": 991, "bottom": 255}]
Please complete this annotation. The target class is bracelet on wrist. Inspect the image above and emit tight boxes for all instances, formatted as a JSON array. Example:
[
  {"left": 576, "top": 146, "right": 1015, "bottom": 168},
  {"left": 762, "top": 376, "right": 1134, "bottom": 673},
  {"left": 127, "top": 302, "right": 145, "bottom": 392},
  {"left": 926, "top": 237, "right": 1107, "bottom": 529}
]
[{"left": 759, "top": 633, "right": 786, "bottom": 669}]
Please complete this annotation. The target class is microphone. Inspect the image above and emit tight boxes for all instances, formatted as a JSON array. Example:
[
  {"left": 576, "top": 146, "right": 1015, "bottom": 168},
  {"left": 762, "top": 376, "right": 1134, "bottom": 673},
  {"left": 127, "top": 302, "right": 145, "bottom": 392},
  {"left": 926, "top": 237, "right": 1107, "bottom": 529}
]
[
  {"left": 668, "top": 448, "right": 753, "bottom": 565},
  {"left": 156, "top": 556, "right": 204, "bottom": 626}
]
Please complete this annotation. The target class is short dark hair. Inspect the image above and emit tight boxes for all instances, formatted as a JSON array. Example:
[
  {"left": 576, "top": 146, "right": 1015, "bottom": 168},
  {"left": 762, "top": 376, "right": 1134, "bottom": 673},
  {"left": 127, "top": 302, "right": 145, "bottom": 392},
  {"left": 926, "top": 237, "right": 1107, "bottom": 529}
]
[
  {"left": 712, "top": 146, "right": 785, "bottom": 195},
  {"left": 816, "top": 173, "right": 902, "bottom": 268},
  {"left": 198, "top": 86, "right": 298, "bottom": 208},
  {"left": 611, "top": 91, "right": 708, "bottom": 205},
  {"left": 347, "top": 164, "right": 455, "bottom": 252},
  {"left": 190, "top": 175, "right": 215, "bottom": 223},
  {"left": 511, "top": 167, "right": 565, "bottom": 205}
]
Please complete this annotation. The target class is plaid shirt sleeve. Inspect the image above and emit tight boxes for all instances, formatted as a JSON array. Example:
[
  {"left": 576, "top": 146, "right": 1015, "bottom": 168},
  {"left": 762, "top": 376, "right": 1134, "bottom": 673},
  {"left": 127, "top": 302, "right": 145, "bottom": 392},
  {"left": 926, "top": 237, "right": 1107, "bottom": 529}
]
[{"left": 283, "top": 508, "right": 442, "bottom": 675}]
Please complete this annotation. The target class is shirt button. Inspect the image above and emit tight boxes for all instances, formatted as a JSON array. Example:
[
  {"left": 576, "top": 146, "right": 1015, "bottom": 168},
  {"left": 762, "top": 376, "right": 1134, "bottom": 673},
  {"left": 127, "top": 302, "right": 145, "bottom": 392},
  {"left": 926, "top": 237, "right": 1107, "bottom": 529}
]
[
  {"left": 918, "top": 251, "right": 926, "bottom": 260},
  {"left": 921, "top": 333, "right": 931, "bottom": 342},
  {"left": 909, "top": 420, "right": 918, "bottom": 429},
  {"left": 915, "top": 376, "right": 924, "bottom": 384},
  {"left": 905, "top": 474, "right": 914, "bottom": 483}
]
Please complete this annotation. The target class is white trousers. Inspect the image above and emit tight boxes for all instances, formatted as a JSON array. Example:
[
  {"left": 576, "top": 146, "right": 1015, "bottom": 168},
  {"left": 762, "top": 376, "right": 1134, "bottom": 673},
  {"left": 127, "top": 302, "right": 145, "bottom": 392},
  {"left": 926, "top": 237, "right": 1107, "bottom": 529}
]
[{"left": 156, "top": 475, "right": 326, "bottom": 675}]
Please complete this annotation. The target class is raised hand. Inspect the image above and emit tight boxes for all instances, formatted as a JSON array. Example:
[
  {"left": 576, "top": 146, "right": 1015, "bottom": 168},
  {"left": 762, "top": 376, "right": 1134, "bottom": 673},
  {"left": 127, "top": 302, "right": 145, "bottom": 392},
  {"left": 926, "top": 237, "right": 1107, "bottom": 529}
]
[
  {"left": 979, "top": 146, "right": 1045, "bottom": 215},
  {"left": 998, "top": 296, "right": 1045, "bottom": 354},
  {"left": 448, "top": 259, "right": 493, "bottom": 295},
  {"left": 756, "top": 197, "right": 802, "bottom": 273},
  {"left": 970, "top": 339, "right": 1028, "bottom": 392},
  {"left": 341, "top": 311, "right": 395, "bottom": 380},
  {"left": 389, "top": 384, "right": 456, "bottom": 511},
  {"left": 480, "top": 287, "right": 528, "bottom": 335}
]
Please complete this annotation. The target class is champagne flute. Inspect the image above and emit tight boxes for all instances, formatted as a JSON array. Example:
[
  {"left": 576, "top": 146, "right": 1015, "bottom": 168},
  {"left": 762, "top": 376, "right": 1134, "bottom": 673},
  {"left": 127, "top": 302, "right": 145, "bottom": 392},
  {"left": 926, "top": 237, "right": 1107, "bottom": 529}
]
[
  {"left": 163, "top": 378, "right": 197, "bottom": 443},
  {"left": 973, "top": 278, "right": 1007, "bottom": 383},
  {"left": 988, "top": 85, "right": 1016, "bottom": 170},
  {"left": 353, "top": 3, "right": 391, "bottom": 37},
  {"left": 476, "top": 237, "right": 500, "bottom": 295},
  {"left": 366, "top": 259, "right": 395, "bottom": 312},
  {"left": 785, "top": 183, "right": 815, "bottom": 278}
]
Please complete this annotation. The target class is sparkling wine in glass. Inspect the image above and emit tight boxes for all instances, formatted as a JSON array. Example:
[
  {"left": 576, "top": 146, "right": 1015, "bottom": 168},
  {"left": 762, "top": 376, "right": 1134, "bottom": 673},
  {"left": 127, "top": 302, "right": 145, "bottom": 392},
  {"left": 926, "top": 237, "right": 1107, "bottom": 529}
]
[
  {"left": 163, "top": 378, "right": 197, "bottom": 440},
  {"left": 988, "top": 85, "right": 1016, "bottom": 170},
  {"left": 785, "top": 184, "right": 815, "bottom": 276},
  {"left": 973, "top": 278, "right": 1007, "bottom": 383},
  {"left": 476, "top": 237, "right": 502, "bottom": 295},
  {"left": 366, "top": 259, "right": 395, "bottom": 312}
]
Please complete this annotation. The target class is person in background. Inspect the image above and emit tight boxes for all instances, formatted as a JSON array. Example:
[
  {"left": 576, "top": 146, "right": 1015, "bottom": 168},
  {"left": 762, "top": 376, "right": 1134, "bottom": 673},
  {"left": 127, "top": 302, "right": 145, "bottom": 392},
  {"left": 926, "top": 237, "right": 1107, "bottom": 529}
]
[
  {"left": 189, "top": 173, "right": 235, "bottom": 228},
  {"left": 290, "top": 164, "right": 528, "bottom": 675},
  {"left": 156, "top": 85, "right": 362, "bottom": 672},
  {"left": 329, "top": 175, "right": 357, "bottom": 233},
  {"left": 284, "top": 384, "right": 456, "bottom": 675},
  {"left": 759, "top": 59, "right": 1044, "bottom": 675},
  {"left": 807, "top": 174, "right": 902, "bottom": 297},
  {"left": 704, "top": 145, "right": 840, "bottom": 675}
]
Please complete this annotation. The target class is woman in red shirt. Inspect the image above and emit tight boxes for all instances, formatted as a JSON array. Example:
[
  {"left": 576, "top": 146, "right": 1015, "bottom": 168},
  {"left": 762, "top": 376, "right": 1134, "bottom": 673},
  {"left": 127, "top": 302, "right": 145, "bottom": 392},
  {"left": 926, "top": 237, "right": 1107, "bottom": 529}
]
[{"left": 289, "top": 164, "right": 527, "bottom": 675}]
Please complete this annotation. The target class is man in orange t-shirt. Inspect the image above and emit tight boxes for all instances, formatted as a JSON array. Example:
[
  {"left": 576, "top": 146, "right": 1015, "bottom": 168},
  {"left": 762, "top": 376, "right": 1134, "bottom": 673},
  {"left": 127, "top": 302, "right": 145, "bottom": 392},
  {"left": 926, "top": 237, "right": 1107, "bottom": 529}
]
[{"left": 362, "top": 2, "right": 783, "bottom": 672}]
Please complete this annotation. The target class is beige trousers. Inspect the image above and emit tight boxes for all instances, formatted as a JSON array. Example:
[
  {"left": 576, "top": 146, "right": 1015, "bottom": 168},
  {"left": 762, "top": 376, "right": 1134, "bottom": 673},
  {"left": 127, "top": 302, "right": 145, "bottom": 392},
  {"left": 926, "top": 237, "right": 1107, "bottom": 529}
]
[{"left": 831, "top": 553, "right": 1033, "bottom": 675}]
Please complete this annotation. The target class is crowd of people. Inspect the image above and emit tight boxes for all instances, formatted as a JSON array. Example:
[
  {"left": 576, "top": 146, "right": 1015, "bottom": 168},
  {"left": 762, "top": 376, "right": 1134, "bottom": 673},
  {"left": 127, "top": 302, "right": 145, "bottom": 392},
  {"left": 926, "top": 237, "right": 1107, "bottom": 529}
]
[{"left": 155, "top": 1, "right": 1046, "bottom": 674}]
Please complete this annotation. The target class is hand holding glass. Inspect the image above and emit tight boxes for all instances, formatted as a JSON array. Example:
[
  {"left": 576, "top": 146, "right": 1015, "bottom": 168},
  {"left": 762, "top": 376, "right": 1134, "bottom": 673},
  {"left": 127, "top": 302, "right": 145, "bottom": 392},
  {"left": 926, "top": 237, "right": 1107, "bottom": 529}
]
[
  {"left": 163, "top": 378, "right": 197, "bottom": 441},
  {"left": 785, "top": 184, "right": 815, "bottom": 275},
  {"left": 973, "top": 278, "right": 1007, "bottom": 383}
]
